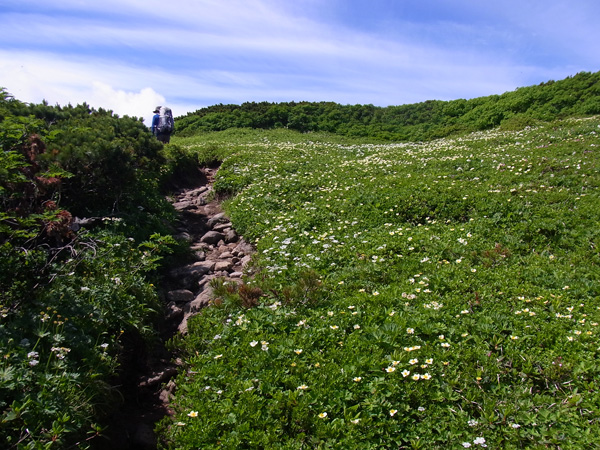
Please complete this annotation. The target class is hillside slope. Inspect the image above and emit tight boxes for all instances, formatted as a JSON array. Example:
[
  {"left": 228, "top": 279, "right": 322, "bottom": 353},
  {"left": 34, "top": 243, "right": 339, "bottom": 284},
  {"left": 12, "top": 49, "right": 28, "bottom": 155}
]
[
  {"left": 158, "top": 118, "right": 600, "bottom": 449},
  {"left": 176, "top": 71, "right": 600, "bottom": 141}
]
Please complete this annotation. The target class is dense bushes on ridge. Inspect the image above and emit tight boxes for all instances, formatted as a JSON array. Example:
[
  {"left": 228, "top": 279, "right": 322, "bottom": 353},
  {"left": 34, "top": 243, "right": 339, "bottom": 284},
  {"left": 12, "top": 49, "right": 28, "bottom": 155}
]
[{"left": 176, "top": 71, "right": 600, "bottom": 140}]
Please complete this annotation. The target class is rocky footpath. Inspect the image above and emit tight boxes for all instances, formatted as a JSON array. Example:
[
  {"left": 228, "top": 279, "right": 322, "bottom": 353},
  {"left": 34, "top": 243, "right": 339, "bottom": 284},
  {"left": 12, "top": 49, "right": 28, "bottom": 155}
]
[
  {"left": 101, "top": 165, "right": 254, "bottom": 450},
  {"left": 163, "top": 166, "right": 254, "bottom": 335}
]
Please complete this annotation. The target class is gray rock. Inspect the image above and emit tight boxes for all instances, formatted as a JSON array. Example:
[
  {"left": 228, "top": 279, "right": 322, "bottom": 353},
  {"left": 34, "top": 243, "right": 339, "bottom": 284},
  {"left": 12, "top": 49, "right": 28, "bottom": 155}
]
[
  {"left": 193, "top": 260, "right": 216, "bottom": 272},
  {"left": 233, "top": 240, "right": 254, "bottom": 256},
  {"left": 207, "top": 213, "right": 227, "bottom": 228},
  {"left": 170, "top": 261, "right": 214, "bottom": 279},
  {"left": 214, "top": 260, "right": 233, "bottom": 272},
  {"left": 200, "top": 230, "right": 225, "bottom": 245},
  {"left": 240, "top": 255, "right": 252, "bottom": 268},
  {"left": 167, "top": 289, "right": 194, "bottom": 303},
  {"left": 191, "top": 290, "right": 212, "bottom": 309},
  {"left": 159, "top": 388, "right": 173, "bottom": 404},
  {"left": 213, "top": 222, "right": 233, "bottom": 232},
  {"left": 169, "top": 261, "right": 215, "bottom": 289},
  {"left": 172, "top": 200, "right": 195, "bottom": 211},
  {"left": 159, "top": 380, "right": 176, "bottom": 403},
  {"left": 177, "top": 319, "right": 188, "bottom": 334},
  {"left": 198, "top": 275, "right": 216, "bottom": 289},
  {"left": 192, "top": 250, "right": 206, "bottom": 261},
  {"left": 225, "top": 229, "right": 239, "bottom": 243},
  {"left": 138, "top": 367, "right": 178, "bottom": 388},
  {"left": 165, "top": 303, "right": 183, "bottom": 323},
  {"left": 174, "top": 232, "right": 192, "bottom": 242},
  {"left": 179, "top": 291, "right": 212, "bottom": 334},
  {"left": 188, "top": 186, "right": 208, "bottom": 197}
]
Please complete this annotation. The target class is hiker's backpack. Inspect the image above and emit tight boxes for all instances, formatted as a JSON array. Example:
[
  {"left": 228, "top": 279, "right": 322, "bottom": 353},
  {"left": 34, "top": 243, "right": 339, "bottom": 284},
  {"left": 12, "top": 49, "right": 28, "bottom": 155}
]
[{"left": 157, "top": 106, "right": 174, "bottom": 134}]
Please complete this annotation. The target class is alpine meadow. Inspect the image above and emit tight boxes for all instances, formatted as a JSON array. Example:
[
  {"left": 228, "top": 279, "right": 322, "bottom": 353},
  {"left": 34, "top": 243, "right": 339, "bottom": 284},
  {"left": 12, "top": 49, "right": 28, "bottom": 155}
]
[{"left": 1, "top": 72, "right": 600, "bottom": 449}]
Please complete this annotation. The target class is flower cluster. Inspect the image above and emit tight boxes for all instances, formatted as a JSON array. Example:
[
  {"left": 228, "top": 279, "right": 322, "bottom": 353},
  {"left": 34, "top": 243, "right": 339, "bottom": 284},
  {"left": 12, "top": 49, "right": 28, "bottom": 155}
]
[{"left": 166, "top": 117, "right": 600, "bottom": 449}]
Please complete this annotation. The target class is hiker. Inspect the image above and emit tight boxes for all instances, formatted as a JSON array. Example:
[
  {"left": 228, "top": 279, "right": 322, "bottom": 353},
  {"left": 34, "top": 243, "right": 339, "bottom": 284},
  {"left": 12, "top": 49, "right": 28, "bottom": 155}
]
[{"left": 151, "top": 106, "right": 174, "bottom": 143}]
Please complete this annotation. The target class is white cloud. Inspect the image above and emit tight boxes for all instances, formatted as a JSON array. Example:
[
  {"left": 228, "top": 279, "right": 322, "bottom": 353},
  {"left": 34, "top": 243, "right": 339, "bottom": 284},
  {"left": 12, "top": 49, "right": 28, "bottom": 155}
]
[
  {"left": 1, "top": 0, "right": 598, "bottom": 120},
  {"left": 0, "top": 50, "right": 172, "bottom": 125},
  {"left": 89, "top": 83, "right": 165, "bottom": 125}
]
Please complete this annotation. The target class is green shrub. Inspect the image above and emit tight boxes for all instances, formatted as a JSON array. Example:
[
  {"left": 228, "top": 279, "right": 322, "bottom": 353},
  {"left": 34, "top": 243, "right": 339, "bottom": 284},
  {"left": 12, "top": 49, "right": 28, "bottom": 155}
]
[
  {"left": 175, "top": 71, "right": 600, "bottom": 142},
  {"left": 0, "top": 90, "right": 177, "bottom": 447}
]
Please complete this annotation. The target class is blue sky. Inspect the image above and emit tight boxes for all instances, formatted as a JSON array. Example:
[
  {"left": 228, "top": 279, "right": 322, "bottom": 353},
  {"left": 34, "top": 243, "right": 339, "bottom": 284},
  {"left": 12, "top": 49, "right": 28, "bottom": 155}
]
[{"left": 1, "top": 0, "right": 599, "bottom": 125}]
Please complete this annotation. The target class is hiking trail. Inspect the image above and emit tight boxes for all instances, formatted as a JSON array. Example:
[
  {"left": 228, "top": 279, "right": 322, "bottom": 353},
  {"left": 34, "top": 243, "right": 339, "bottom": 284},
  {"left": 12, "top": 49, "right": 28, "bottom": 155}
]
[{"left": 100, "top": 164, "right": 254, "bottom": 449}]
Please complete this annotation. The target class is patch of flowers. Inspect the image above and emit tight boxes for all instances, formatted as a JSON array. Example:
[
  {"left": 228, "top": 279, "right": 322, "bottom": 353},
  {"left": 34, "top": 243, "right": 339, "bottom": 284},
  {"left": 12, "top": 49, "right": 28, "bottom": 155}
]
[{"left": 161, "top": 120, "right": 600, "bottom": 448}]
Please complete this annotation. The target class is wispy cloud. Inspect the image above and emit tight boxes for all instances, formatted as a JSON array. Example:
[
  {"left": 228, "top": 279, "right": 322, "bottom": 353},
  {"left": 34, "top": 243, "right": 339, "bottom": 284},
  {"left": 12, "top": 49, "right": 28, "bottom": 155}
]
[{"left": 1, "top": 0, "right": 598, "bottom": 125}]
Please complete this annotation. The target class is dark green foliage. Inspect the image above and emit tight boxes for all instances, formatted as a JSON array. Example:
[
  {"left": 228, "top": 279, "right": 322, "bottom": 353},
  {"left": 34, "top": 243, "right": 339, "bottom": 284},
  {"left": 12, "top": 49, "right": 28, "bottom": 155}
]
[
  {"left": 1, "top": 91, "right": 178, "bottom": 242},
  {"left": 39, "top": 104, "right": 168, "bottom": 225},
  {"left": 0, "top": 88, "right": 180, "bottom": 448},
  {"left": 176, "top": 71, "right": 600, "bottom": 140}
]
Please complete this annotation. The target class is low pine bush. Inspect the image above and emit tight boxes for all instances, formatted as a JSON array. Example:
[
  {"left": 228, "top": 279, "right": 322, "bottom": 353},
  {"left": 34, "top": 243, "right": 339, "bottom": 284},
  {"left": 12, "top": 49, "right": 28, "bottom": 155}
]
[{"left": 0, "top": 90, "right": 179, "bottom": 448}]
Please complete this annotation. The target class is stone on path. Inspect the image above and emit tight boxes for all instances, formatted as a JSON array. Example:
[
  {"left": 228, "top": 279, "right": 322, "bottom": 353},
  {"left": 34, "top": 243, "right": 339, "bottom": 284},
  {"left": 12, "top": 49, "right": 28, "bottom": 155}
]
[
  {"left": 214, "top": 260, "right": 233, "bottom": 272},
  {"left": 225, "top": 229, "right": 239, "bottom": 243},
  {"left": 233, "top": 240, "right": 254, "bottom": 256},
  {"left": 200, "top": 230, "right": 225, "bottom": 245},
  {"left": 166, "top": 289, "right": 194, "bottom": 303},
  {"left": 178, "top": 290, "right": 212, "bottom": 334},
  {"left": 207, "top": 212, "right": 227, "bottom": 228},
  {"left": 169, "top": 261, "right": 214, "bottom": 279},
  {"left": 169, "top": 261, "right": 215, "bottom": 290},
  {"left": 172, "top": 200, "right": 196, "bottom": 211},
  {"left": 240, "top": 254, "right": 252, "bottom": 268},
  {"left": 213, "top": 222, "right": 233, "bottom": 232}
]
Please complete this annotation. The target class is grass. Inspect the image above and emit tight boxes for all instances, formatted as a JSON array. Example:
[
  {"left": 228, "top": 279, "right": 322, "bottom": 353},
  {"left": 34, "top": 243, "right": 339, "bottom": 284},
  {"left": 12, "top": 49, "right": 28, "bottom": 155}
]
[{"left": 159, "top": 119, "right": 600, "bottom": 449}]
